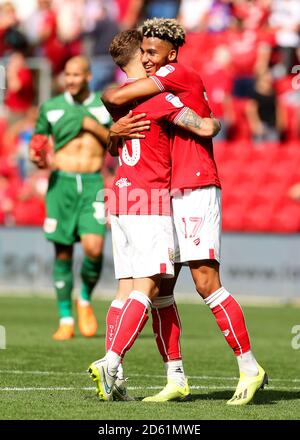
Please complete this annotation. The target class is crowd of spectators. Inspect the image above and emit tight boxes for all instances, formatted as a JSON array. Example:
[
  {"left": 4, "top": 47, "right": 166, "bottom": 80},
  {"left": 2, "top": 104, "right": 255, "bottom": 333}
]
[{"left": 0, "top": 0, "right": 300, "bottom": 229}]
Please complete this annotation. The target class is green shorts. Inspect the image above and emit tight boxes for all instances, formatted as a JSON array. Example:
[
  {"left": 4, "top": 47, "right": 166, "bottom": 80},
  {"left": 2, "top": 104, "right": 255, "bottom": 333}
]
[{"left": 44, "top": 170, "right": 106, "bottom": 245}]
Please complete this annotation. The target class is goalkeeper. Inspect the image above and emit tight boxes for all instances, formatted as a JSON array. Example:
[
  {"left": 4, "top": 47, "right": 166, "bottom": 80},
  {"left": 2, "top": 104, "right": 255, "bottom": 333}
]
[{"left": 30, "top": 56, "right": 111, "bottom": 340}]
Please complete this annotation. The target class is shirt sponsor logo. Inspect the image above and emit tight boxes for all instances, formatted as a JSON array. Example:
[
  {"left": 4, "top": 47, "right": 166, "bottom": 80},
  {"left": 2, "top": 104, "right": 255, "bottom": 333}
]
[
  {"left": 165, "top": 93, "right": 184, "bottom": 108},
  {"left": 46, "top": 110, "right": 65, "bottom": 125},
  {"left": 43, "top": 218, "right": 57, "bottom": 233},
  {"left": 115, "top": 177, "right": 132, "bottom": 188},
  {"left": 89, "top": 107, "right": 111, "bottom": 125},
  {"left": 166, "top": 65, "right": 175, "bottom": 72},
  {"left": 156, "top": 65, "right": 175, "bottom": 77},
  {"left": 92, "top": 202, "right": 105, "bottom": 223}
]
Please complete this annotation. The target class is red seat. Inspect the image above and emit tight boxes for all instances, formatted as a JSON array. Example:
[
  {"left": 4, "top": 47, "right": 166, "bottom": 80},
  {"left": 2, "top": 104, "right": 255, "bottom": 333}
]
[
  {"left": 270, "top": 204, "right": 300, "bottom": 232},
  {"left": 222, "top": 203, "right": 245, "bottom": 231},
  {"left": 14, "top": 198, "right": 45, "bottom": 226},
  {"left": 242, "top": 203, "right": 276, "bottom": 232},
  {"left": 250, "top": 181, "right": 289, "bottom": 207}
]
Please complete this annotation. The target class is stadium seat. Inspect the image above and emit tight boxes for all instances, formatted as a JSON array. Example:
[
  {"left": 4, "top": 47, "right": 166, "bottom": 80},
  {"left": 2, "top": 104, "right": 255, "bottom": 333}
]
[
  {"left": 242, "top": 203, "right": 277, "bottom": 232},
  {"left": 14, "top": 198, "right": 45, "bottom": 226},
  {"left": 250, "top": 181, "right": 289, "bottom": 208},
  {"left": 270, "top": 204, "right": 300, "bottom": 233},
  {"left": 222, "top": 203, "right": 245, "bottom": 231}
]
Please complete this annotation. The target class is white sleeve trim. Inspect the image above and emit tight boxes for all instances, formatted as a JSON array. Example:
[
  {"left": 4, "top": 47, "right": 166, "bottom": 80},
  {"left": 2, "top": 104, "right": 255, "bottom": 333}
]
[
  {"left": 173, "top": 107, "right": 190, "bottom": 125},
  {"left": 149, "top": 76, "right": 165, "bottom": 92}
]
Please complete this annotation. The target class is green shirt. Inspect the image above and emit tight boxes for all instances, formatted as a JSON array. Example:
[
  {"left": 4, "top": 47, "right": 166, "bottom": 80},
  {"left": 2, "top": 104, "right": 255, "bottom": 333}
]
[{"left": 35, "top": 91, "right": 112, "bottom": 151}]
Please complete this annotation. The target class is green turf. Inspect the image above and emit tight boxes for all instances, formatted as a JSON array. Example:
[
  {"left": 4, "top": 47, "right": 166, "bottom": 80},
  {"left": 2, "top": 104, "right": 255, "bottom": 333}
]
[{"left": 0, "top": 296, "right": 299, "bottom": 420}]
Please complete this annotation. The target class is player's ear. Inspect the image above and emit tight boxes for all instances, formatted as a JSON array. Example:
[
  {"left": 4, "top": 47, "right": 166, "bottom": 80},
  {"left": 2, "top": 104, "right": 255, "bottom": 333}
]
[{"left": 168, "top": 49, "right": 177, "bottom": 63}]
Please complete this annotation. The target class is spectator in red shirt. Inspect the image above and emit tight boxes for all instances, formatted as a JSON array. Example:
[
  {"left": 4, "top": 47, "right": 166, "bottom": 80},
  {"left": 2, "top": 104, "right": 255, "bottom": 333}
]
[
  {"left": 0, "top": 2, "right": 27, "bottom": 56},
  {"left": 23, "top": 0, "right": 69, "bottom": 74},
  {"left": 0, "top": 164, "right": 17, "bottom": 226},
  {"left": 13, "top": 169, "right": 48, "bottom": 226},
  {"left": 4, "top": 52, "right": 34, "bottom": 121}
]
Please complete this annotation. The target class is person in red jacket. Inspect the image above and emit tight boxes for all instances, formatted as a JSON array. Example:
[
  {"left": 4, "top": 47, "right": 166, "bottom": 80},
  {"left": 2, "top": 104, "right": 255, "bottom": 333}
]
[{"left": 4, "top": 52, "right": 34, "bottom": 120}]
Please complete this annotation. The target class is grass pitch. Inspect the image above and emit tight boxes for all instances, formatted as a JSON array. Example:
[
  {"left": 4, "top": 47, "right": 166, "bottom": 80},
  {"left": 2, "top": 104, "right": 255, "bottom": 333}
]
[{"left": 0, "top": 296, "right": 299, "bottom": 420}]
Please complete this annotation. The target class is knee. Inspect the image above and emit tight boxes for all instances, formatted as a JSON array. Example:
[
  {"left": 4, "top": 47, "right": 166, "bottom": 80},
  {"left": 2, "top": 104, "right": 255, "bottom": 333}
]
[
  {"left": 194, "top": 276, "right": 221, "bottom": 299},
  {"left": 195, "top": 278, "right": 211, "bottom": 298},
  {"left": 84, "top": 243, "right": 103, "bottom": 260},
  {"left": 149, "top": 285, "right": 160, "bottom": 302}
]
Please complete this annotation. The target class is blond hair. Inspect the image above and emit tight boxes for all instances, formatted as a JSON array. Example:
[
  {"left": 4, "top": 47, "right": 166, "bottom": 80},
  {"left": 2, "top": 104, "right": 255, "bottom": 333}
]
[{"left": 142, "top": 18, "right": 185, "bottom": 49}]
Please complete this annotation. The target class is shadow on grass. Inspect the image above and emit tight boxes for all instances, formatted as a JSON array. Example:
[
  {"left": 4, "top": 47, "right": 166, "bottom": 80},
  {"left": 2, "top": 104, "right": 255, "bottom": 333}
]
[
  {"left": 190, "top": 389, "right": 300, "bottom": 405},
  {"left": 81, "top": 389, "right": 300, "bottom": 405}
]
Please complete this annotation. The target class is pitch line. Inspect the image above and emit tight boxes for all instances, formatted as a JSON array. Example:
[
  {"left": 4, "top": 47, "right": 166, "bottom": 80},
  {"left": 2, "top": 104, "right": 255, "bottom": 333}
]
[
  {"left": 1, "top": 385, "right": 300, "bottom": 392},
  {"left": 0, "top": 370, "right": 299, "bottom": 383}
]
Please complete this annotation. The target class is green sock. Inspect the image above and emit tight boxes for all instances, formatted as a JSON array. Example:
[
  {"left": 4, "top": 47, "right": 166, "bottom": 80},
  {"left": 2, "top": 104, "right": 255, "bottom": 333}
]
[
  {"left": 53, "top": 259, "right": 73, "bottom": 318},
  {"left": 80, "top": 256, "right": 103, "bottom": 301}
]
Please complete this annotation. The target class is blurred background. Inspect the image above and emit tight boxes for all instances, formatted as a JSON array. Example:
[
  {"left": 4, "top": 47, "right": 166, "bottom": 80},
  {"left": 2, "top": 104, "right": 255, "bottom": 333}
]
[{"left": 0, "top": 0, "right": 300, "bottom": 300}]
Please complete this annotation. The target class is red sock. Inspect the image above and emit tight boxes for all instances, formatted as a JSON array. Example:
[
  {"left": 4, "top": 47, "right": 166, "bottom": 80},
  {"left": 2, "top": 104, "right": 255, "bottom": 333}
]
[
  {"left": 110, "top": 291, "right": 150, "bottom": 357},
  {"left": 152, "top": 300, "right": 182, "bottom": 362},
  {"left": 105, "top": 300, "right": 124, "bottom": 352},
  {"left": 205, "top": 287, "right": 251, "bottom": 356}
]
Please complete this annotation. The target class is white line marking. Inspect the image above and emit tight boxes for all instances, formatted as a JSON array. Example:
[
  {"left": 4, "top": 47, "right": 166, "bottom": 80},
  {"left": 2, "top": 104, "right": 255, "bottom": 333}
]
[
  {"left": 0, "top": 385, "right": 300, "bottom": 392},
  {"left": 0, "top": 370, "right": 299, "bottom": 383},
  {"left": 0, "top": 370, "right": 83, "bottom": 376}
]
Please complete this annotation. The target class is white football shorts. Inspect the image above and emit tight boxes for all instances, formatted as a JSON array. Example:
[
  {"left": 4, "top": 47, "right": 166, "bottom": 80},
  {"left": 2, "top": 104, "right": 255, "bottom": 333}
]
[
  {"left": 172, "top": 186, "right": 221, "bottom": 263},
  {"left": 110, "top": 214, "right": 175, "bottom": 279}
]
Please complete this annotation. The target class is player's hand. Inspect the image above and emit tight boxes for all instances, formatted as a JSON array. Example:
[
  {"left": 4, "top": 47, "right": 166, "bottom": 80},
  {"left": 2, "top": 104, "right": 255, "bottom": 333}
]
[
  {"left": 29, "top": 134, "right": 50, "bottom": 169},
  {"left": 110, "top": 111, "right": 151, "bottom": 140},
  {"left": 29, "top": 148, "right": 49, "bottom": 169}
]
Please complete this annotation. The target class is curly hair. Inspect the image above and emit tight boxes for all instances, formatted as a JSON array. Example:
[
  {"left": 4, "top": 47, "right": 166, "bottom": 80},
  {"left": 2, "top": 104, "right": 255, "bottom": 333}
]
[{"left": 142, "top": 18, "right": 185, "bottom": 49}]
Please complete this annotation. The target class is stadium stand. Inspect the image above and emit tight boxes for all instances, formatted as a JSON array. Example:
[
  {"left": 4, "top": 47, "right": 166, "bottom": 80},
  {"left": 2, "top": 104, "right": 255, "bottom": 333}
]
[{"left": 0, "top": 0, "right": 299, "bottom": 232}]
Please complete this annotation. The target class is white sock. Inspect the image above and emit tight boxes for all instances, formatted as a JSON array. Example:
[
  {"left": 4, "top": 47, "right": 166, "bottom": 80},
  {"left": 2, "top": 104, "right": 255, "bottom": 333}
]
[
  {"left": 165, "top": 360, "right": 186, "bottom": 388},
  {"left": 117, "top": 364, "right": 124, "bottom": 380},
  {"left": 111, "top": 299, "right": 125, "bottom": 309},
  {"left": 78, "top": 299, "right": 90, "bottom": 306},
  {"left": 60, "top": 317, "right": 74, "bottom": 325},
  {"left": 204, "top": 286, "right": 230, "bottom": 309},
  {"left": 106, "top": 350, "right": 122, "bottom": 377},
  {"left": 152, "top": 295, "right": 174, "bottom": 308},
  {"left": 129, "top": 290, "right": 152, "bottom": 308},
  {"left": 237, "top": 350, "right": 259, "bottom": 377}
]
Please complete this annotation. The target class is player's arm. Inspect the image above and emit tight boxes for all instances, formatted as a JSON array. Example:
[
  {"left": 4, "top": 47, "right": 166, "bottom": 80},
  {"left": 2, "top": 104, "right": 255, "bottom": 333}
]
[
  {"left": 107, "top": 111, "right": 151, "bottom": 157},
  {"left": 175, "top": 108, "right": 221, "bottom": 138},
  {"left": 82, "top": 116, "right": 110, "bottom": 146},
  {"left": 30, "top": 103, "right": 51, "bottom": 169},
  {"left": 102, "top": 79, "right": 160, "bottom": 107},
  {"left": 107, "top": 134, "right": 120, "bottom": 157}
]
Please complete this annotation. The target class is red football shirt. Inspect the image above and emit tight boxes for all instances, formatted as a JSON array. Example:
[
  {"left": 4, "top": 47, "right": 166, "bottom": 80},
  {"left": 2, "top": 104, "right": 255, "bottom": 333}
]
[
  {"left": 4, "top": 67, "right": 34, "bottom": 112},
  {"left": 110, "top": 92, "right": 188, "bottom": 215},
  {"left": 150, "top": 63, "right": 221, "bottom": 191}
]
